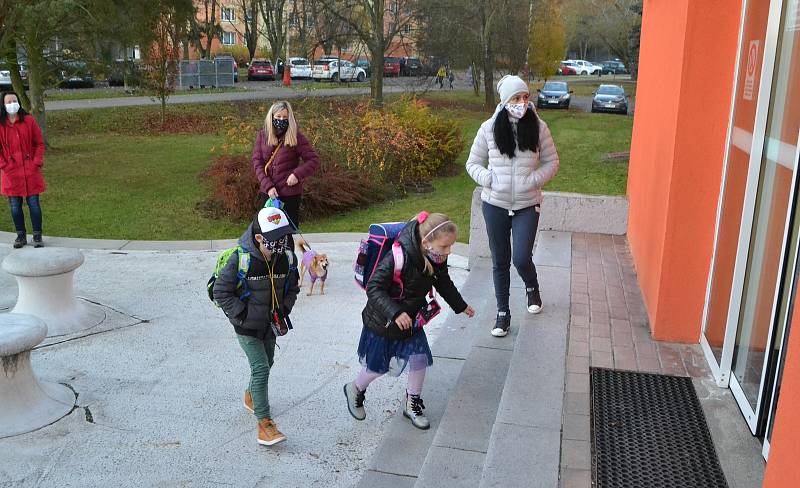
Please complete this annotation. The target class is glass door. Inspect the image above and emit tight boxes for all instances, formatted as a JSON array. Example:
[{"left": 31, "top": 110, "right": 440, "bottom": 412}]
[
  {"left": 728, "top": 0, "right": 800, "bottom": 435},
  {"left": 762, "top": 133, "right": 800, "bottom": 459},
  {"left": 701, "top": 0, "right": 774, "bottom": 386}
]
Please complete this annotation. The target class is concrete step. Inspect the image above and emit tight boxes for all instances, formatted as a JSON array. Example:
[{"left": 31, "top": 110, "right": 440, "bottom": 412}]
[
  {"left": 414, "top": 232, "right": 572, "bottom": 488},
  {"left": 478, "top": 231, "right": 571, "bottom": 488},
  {"left": 357, "top": 231, "right": 572, "bottom": 488},
  {"left": 356, "top": 261, "right": 494, "bottom": 488}
]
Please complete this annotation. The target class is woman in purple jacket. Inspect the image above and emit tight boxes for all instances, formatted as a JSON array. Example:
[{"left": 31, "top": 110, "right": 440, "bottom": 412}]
[{"left": 252, "top": 100, "right": 320, "bottom": 227}]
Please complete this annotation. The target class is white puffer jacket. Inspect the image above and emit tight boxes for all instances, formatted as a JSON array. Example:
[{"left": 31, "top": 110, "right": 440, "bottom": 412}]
[{"left": 466, "top": 104, "right": 559, "bottom": 211}]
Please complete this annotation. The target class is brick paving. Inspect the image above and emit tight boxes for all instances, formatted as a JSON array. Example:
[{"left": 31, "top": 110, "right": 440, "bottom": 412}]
[{"left": 560, "top": 233, "right": 712, "bottom": 487}]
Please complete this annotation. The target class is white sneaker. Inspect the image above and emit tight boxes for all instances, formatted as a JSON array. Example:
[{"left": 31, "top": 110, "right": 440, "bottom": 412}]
[
  {"left": 403, "top": 393, "right": 430, "bottom": 430},
  {"left": 343, "top": 382, "right": 366, "bottom": 421},
  {"left": 491, "top": 311, "right": 511, "bottom": 337},
  {"left": 527, "top": 288, "right": 542, "bottom": 314}
]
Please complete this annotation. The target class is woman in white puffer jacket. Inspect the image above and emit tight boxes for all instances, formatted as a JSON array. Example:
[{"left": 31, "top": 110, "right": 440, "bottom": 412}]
[{"left": 466, "top": 75, "right": 560, "bottom": 338}]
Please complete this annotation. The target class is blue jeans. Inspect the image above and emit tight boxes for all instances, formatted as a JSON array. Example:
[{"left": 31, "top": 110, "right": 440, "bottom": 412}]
[
  {"left": 482, "top": 202, "right": 540, "bottom": 313},
  {"left": 8, "top": 195, "right": 42, "bottom": 235}
]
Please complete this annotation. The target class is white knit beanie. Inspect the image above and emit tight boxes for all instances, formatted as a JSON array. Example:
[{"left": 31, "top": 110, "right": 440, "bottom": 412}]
[{"left": 497, "top": 75, "right": 529, "bottom": 105}]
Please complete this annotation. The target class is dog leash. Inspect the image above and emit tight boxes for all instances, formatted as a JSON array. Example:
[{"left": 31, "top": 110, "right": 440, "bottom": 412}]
[{"left": 265, "top": 197, "right": 316, "bottom": 252}]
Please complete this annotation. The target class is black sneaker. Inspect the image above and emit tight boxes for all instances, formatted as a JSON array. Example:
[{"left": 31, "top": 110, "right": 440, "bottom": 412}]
[
  {"left": 491, "top": 311, "right": 511, "bottom": 337},
  {"left": 527, "top": 288, "right": 542, "bottom": 314},
  {"left": 33, "top": 233, "right": 43, "bottom": 248},
  {"left": 13, "top": 234, "right": 26, "bottom": 249}
]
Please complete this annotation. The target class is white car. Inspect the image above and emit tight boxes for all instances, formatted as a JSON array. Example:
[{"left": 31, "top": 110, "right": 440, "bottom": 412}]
[
  {"left": 288, "top": 57, "right": 312, "bottom": 79},
  {"left": 311, "top": 59, "right": 367, "bottom": 82},
  {"left": 568, "top": 59, "right": 601, "bottom": 75},
  {"left": 0, "top": 70, "right": 11, "bottom": 88}
]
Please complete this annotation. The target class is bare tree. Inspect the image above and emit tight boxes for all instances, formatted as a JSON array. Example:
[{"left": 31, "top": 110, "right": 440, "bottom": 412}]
[
  {"left": 416, "top": 0, "right": 511, "bottom": 110},
  {"left": 588, "top": 0, "right": 642, "bottom": 78},
  {"left": 258, "top": 0, "right": 288, "bottom": 64},
  {"left": 143, "top": 7, "right": 182, "bottom": 126},
  {"left": 230, "top": 0, "right": 260, "bottom": 60},
  {"left": 314, "top": 0, "right": 415, "bottom": 106},
  {"left": 192, "top": 0, "right": 221, "bottom": 58}
]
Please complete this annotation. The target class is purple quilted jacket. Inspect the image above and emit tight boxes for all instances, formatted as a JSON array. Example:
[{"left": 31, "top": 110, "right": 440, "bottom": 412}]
[{"left": 251, "top": 129, "right": 320, "bottom": 198}]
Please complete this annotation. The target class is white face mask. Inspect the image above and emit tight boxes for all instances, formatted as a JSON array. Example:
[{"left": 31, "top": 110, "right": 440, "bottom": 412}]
[
  {"left": 4, "top": 102, "right": 20, "bottom": 115},
  {"left": 505, "top": 102, "right": 527, "bottom": 119}
]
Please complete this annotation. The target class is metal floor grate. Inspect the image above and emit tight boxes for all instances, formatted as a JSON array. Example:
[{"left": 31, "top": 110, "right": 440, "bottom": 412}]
[{"left": 590, "top": 368, "right": 728, "bottom": 488}]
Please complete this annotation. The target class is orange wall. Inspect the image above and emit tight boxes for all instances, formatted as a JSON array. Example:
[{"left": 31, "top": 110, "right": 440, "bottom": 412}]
[
  {"left": 627, "top": 0, "right": 741, "bottom": 342},
  {"left": 764, "top": 294, "right": 800, "bottom": 486}
]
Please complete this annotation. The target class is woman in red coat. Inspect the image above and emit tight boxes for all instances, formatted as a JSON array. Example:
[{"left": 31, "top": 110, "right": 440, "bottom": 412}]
[
  {"left": 0, "top": 92, "right": 45, "bottom": 248},
  {"left": 251, "top": 100, "right": 319, "bottom": 227}
]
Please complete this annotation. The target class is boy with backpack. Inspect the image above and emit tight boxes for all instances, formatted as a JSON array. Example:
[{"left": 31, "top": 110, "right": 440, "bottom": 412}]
[{"left": 212, "top": 206, "right": 300, "bottom": 446}]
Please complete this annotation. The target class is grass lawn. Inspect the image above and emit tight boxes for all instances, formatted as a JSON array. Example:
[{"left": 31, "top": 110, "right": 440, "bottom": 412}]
[
  {"left": 0, "top": 92, "right": 630, "bottom": 241},
  {"left": 302, "top": 98, "right": 631, "bottom": 240},
  {"left": 0, "top": 134, "right": 243, "bottom": 240}
]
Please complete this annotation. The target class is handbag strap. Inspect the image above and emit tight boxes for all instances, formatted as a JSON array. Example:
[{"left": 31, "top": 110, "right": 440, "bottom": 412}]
[{"left": 264, "top": 140, "right": 284, "bottom": 173}]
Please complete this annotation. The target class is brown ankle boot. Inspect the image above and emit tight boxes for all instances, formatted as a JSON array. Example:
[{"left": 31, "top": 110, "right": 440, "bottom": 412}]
[
  {"left": 244, "top": 390, "right": 254, "bottom": 413},
  {"left": 257, "top": 418, "right": 286, "bottom": 446}
]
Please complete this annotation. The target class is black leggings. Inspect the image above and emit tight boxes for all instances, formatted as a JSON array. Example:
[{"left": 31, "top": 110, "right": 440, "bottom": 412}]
[{"left": 482, "top": 202, "right": 540, "bottom": 313}]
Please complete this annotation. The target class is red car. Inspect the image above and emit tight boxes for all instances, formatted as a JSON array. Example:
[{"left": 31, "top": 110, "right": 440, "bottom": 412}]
[
  {"left": 384, "top": 57, "right": 401, "bottom": 77},
  {"left": 248, "top": 59, "right": 275, "bottom": 81},
  {"left": 558, "top": 62, "right": 577, "bottom": 75}
]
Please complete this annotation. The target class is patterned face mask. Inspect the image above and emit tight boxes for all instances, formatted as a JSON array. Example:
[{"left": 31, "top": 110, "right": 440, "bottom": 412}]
[
  {"left": 262, "top": 235, "right": 288, "bottom": 254},
  {"left": 273, "top": 118, "right": 289, "bottom": 133},
  {"left": 505, "top": 102, "right": 527, "bottom": 119}
]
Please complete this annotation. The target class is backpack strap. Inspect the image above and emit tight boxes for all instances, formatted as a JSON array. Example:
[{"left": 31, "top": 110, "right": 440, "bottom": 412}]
[
  {"left": 283, "top": 250, "right": 296, "bottom": 330},
  {"left": 391, "top": 241, "right": 404, "bottom": 297},
  {"left": 236, "top": 247, "right": 251, "bottom": 300}
]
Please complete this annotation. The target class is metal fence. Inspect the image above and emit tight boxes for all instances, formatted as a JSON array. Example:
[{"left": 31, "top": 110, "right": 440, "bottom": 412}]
[{"left": 178, "top": 59, "right": 235, "bottom": 89}]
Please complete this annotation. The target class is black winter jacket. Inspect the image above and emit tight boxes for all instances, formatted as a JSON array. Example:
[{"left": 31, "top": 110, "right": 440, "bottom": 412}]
[
  {"left": 213, "top": 223, "right": 300, "bottom": 337},
  {"left": 362, "top": 220, "right": 468, "bottom": 340}
]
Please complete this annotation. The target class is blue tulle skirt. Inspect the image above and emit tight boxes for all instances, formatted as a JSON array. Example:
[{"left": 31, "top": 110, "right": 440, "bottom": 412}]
[{"left": 357, "top": 326, "right": 433, "bottom": 376}]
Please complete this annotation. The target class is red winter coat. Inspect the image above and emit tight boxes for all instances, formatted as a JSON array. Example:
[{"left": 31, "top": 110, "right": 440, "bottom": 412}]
[
  {"left": 251, "top": 129, "right": 319, "bottom": 198},
  {"left": 0, "top": 115, "right": 46, "bottom": 197}
]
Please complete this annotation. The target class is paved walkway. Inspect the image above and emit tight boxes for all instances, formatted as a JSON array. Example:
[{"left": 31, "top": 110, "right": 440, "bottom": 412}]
[
  {"left": 0, "top": 231, "right": 763, "bottom": 486},
  {"left": 561, "top": 233, "right": 764, "bottom": 488},
  {"left": 47, "top": 85, "right": 403, "bottom": 111}
]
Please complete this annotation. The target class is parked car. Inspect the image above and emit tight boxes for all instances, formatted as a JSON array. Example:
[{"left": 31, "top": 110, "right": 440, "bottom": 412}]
[
  {"left": 247, "top": 59, "right": 275, "bottom": 81},
  {"left": 107, "top": 59, "right": 142, "bottom": 87},
  {"left": 568, "top": 59, "right": 601, "bottom": 75},
  {"left": 0, "top": 63, "right": 28, "bottom": 89},
  {"left": 536, "top": 81, "right": 572, "bottom": 109},
  {"left": 312, "top": 59, "right": 367, "bottom": 82},
  {"left": 558, "top": 61, "right": 578, "bottom": 75},
  {"left": 356, "top": 58, "right": 371, "bottom": 78},
  {"left": 214, "top": 54, "right": 238, "bottom": 82},
  {"left": 591, "top": 84, "right": 628, "bottom": 114},
  {"left": 400, "top": 57, "right": 424, "bottom": 76},
  {"left": 384, "top": 57, "right": 401, "bottom": 77},
  {"left": 601, "top": 60, "right": 628, "bottom": 75},
  {"left": 287, "top": 57, "right": 312, "bottom": 79},
  {"left": 59, "top": 61, "right": 95, "bottom": 88}
]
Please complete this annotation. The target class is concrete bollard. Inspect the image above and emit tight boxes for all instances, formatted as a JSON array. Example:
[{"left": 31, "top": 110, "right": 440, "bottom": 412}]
[
  {"left": 2, "top": 247, "right": 104, "bottom": 336},
  {"left": 0, "top": 313, "right": 74, "bottom": 438}
]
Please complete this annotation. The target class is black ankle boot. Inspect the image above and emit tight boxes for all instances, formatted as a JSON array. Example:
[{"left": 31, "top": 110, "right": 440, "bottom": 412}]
[
  {"left": 33, "top": 232, "right": 43, "bottom": 248},
  {"left": 13, "top": 233, "right": 26, "bottom": 249}
]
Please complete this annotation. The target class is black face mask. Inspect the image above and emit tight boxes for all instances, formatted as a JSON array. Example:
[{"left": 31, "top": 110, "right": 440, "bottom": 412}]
[
  {"left": 262, "top": 235, "right": 288, "bottom": 254},
  {"left": 273, "top": 118, "right": 289, "bottom": 133}
]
